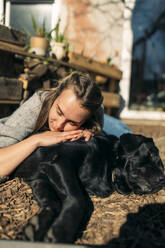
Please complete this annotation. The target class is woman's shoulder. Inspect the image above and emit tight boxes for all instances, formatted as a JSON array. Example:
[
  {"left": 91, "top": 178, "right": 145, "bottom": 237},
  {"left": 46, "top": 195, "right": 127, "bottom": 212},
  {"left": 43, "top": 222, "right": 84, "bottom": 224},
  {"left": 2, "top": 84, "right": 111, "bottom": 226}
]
[
  {"left": 21, "top": 90, "right": 49, "bottom": 111},
  {"left": 0, "top": 91, "right": 46, "bottom": 144}
]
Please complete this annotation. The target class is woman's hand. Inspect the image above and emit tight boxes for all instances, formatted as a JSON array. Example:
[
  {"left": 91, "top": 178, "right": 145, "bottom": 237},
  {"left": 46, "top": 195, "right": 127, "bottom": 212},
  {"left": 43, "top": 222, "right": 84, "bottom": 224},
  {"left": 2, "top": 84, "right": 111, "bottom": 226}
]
[
  {"left": 82, "top": 129, "right": 94, "bottom": 141},
  {"left": 33, "top": 130, "right": 84, "bottom": 147},
  {"left": 70, "top": 129, "right": 93, "bottom": 142},
  {"left": 33, "top": 129, "right": 94, "bottom": 147}
]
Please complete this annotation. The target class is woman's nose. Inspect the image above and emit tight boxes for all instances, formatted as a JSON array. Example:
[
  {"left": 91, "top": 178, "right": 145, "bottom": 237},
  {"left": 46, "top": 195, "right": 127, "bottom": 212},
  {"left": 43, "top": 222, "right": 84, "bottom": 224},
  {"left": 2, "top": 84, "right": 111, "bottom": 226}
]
[{"left": 55, "top": 117, "right": 66, "bottom": 131}]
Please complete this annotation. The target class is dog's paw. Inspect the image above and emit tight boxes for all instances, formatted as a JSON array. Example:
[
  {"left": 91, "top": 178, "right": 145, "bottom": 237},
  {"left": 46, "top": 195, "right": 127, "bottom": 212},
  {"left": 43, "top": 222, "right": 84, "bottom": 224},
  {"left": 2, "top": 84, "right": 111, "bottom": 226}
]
[
  {"left": 44, "top": 222, "right": 76, "bottom": 243},
  {"left": 23, "top": 215, "right": 39, "bottom": 241},
  {"left": 44, "top": 227, "right": 57, "bottom": 243},
  {"left": 24, "top": 207, "right": 57, "bottom": 242},
  {"left": 44, "top": 225, "right": 72, "bottom": 243}
]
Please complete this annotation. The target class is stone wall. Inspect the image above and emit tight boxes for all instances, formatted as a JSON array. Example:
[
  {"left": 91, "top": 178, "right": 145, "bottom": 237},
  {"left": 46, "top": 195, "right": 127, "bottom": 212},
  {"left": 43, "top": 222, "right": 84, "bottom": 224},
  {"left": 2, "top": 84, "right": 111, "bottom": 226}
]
[{"left": 60, "top": 0, "right": 124, "bottom": 67}]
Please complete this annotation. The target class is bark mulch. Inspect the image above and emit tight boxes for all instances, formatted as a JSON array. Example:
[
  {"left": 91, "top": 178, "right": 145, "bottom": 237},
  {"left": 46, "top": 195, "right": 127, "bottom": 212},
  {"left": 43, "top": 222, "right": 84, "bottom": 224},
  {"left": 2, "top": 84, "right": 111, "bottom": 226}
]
[
  {"left": 0, "top": 178, "right": 39, "bottom": 241},
  {"left": 1, "top": 120, "right": 165, "bottom": 247}
]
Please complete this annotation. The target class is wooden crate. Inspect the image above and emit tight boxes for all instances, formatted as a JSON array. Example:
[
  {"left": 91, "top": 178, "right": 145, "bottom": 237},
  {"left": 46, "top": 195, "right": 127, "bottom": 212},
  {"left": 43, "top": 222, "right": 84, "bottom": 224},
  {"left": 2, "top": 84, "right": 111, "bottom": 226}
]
[
  {"left": 0, "top": 25, "right": 27, "bottom": 46},
  {"left": 0, "top": 77, "right": 23, "bottom": 101}
]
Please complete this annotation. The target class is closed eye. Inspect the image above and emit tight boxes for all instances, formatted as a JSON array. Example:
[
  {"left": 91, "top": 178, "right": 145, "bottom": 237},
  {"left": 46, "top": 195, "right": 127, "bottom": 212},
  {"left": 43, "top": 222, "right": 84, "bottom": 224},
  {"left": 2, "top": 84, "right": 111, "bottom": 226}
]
[
  {"left": 57, "top": 104, "right": 82, "bottom": 127},
  {"left": 57, "top": 105, "right": 63, "bottom": 116},
  {"left": 68, "top": 121, "right": 78, "bottom": 126}
]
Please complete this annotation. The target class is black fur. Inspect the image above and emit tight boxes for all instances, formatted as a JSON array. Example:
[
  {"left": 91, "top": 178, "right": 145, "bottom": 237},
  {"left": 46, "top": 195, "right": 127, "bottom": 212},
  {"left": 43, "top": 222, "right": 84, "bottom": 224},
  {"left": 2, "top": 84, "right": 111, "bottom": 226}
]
[{"left": 10, "top": 133, "right": 165, "bottom": 243}]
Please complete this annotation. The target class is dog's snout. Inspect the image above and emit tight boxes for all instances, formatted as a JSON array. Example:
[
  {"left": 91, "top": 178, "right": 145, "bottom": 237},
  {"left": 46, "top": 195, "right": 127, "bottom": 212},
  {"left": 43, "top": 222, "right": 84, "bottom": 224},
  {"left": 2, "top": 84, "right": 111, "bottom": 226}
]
[{"left": 159, "top": 174, "right": 165, "bottom": 184}]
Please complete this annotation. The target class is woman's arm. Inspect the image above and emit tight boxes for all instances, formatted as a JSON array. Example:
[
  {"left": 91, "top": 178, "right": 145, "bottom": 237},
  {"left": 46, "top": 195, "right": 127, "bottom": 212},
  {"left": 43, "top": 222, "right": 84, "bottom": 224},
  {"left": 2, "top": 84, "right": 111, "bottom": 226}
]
[
  {"left": 0, "top": 129, "right": 83, "bottom": 177},
  {"left": 0, "top": 135, "right": 39, "bottom": 176}
]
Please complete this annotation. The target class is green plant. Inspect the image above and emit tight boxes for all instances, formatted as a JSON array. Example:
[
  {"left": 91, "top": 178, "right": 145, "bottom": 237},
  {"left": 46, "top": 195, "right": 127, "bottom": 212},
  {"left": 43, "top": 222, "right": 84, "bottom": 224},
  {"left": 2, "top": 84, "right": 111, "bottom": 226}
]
[
  {"left": 0, "top": 13, "right": 5, "bottom": 24},
  {"left": 107, "top": 56, "right": 112, "bottom": 64},
  {"left": 51, "top": 19, "right": 69, "bottom": 52},
  {"left": 23, "top": 15, "right": 52, "bottom": 39},
  {"left": 54, "top": 19, "right": 65, "bottom": 42},
  {"left": 31, "top": 15, "right": 47, "bottom": 38}
]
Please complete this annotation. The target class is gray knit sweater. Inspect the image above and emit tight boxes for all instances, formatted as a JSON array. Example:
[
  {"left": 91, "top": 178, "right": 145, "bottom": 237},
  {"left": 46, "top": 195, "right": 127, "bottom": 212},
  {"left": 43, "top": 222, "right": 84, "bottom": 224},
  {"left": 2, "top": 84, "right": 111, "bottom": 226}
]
[
  {"left": 0, "top": 92, "right": 104, "bottom": 148},
  {"left": 0, "top": 92, "right": 42, "bottom": 148}
]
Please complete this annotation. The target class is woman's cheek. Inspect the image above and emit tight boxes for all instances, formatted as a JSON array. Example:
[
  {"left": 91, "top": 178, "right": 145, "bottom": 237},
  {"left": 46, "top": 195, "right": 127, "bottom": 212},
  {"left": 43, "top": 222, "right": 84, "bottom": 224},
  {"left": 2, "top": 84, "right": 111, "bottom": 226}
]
[
  {"left": 48, "top": 117, "right": 57, "bottom": 131},
  {"left": 48, "top": 112, "right": 57, "bottom": 130},
  {"left": 63, "top": 124, "right": 80, "bottom": 131}
]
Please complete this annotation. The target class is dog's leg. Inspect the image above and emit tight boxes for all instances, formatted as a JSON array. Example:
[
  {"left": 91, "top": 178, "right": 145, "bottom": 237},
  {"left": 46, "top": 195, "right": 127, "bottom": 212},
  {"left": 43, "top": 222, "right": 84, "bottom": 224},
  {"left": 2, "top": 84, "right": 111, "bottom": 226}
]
[
  {"left": 24, "top": 179, "right": 60, "bottom": 241},
  {"left": 44, "top": 164, "right": 90, "bottom": 243}
]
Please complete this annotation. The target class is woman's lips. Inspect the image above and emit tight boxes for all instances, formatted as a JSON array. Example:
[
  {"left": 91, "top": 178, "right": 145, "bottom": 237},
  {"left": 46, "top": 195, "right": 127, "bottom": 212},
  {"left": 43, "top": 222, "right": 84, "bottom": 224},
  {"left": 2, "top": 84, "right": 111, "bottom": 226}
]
[{"left": 51, "top": 125, "right": 57, "bottom": 131}]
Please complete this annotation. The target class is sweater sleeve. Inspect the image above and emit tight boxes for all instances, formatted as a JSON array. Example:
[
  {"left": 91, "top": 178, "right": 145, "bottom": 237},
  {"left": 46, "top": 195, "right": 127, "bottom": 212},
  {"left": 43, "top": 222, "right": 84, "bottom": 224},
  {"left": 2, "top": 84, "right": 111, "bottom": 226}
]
[{"left": 0, "top": 92, "right": 43, "bottom": 148}]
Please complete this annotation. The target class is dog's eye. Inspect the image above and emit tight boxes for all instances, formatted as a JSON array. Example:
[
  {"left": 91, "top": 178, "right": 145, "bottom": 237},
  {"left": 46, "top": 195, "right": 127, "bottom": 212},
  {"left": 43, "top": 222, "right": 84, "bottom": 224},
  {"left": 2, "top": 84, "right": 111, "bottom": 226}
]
[
  {"left": 149, "top": 151, "right": 156, "bottom": 158},
  {"left": 150, "top": 153, "right": 154, "bottom": 157},
  {"left": 139, "top": 167, "right": 146, "bottom": 173},
  {"left": 131, "top": 173, "right": 138, "bottom": 179}
]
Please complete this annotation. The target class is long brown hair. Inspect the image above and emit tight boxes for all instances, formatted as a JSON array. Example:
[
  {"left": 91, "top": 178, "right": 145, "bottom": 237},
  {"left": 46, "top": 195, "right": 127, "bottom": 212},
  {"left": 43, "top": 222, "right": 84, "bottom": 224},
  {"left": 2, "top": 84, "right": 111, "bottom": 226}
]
[{"left": 34, "top": 71, "right": 103, "bottom": 134}]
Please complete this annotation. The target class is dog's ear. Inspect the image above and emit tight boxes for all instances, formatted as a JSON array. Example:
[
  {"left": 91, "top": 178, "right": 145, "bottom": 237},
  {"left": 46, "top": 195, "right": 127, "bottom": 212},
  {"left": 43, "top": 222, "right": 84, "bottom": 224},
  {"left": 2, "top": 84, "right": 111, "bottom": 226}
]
[
  {"left": 119, "top": 133, "right": 153, "bottom": 153},
  {"left": 112, "top": 168, "right": 132, "bottom": 195}
]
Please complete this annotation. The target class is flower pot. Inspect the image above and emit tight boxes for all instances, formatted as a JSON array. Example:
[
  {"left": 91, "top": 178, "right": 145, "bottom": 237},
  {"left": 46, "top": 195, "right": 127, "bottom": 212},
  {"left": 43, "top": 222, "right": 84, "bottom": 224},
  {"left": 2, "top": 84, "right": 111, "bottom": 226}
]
[
  {"left": 51, "top": 41, "right": 65, "bottom": 60},
  {"left": 30, "top": 36, "right": 49, "bottom": 56}
]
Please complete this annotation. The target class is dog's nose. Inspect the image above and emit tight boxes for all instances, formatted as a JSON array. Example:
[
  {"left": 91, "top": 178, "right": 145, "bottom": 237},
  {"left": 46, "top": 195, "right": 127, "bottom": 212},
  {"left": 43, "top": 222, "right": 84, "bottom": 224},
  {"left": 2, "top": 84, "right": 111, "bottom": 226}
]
[
  {"left": 159, "top": 175, "right": 165, "bottom": 184},
  {"left": 138, "top": 183, "right": 152, "bottom": 193}
]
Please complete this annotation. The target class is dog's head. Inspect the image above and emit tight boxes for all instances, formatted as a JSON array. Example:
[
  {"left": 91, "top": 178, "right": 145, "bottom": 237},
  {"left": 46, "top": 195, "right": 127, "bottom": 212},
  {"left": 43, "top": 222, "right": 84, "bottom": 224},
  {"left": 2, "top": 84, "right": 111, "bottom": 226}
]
[{"left": 112, "top": 133, "right": 165, "bottom": 195}]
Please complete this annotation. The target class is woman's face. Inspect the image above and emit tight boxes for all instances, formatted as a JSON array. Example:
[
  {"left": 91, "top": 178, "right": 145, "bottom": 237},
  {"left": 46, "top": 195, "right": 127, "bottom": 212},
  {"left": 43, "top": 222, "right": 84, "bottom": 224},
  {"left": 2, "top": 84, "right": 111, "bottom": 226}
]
[{"left": 48, "top": 88, "right": 90, "bottom": 132}]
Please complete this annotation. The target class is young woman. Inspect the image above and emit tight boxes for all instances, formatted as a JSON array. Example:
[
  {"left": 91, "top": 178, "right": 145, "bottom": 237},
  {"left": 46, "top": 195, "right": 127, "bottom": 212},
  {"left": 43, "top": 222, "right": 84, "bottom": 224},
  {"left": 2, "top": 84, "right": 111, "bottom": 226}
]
[{"left": 0, "top": 72, "right": 131, "bottom": 179}]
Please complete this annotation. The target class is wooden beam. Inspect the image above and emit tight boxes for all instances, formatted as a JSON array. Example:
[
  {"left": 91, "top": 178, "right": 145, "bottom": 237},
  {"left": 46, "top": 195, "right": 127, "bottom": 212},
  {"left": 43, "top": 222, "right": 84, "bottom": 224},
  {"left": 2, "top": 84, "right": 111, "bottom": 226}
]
[
  {"left": 102, "top": 91, "right": 120, "bottom": 108},
  {"left": 0, "top": 41, "right": 122, "bottom": 80},
  {"left": 0, "top": 41, "right": 86, "bottom": 72},
  {"left": 0, "top": 100, "right": 20, "bottom": 104},
  {"left": 0, "top": 40, "right": 25, "bottom": 54},
  {"left": 69, "top": 52, "right": 122, "bottom": 80}
]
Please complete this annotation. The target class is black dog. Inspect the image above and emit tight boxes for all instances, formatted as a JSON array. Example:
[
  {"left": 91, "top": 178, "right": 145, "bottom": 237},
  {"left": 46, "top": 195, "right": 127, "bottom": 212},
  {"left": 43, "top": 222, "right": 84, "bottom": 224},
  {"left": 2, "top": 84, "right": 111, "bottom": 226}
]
[
  {"left": 112, "top": 134, "right": 165, "bottom": 195},
  {"left": 10, "top": 133, "right": 165, "bottom": 243}
]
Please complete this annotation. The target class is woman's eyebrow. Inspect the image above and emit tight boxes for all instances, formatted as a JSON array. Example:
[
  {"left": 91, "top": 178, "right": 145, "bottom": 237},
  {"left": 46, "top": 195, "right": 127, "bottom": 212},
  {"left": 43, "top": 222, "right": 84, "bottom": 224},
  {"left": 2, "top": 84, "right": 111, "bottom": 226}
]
[
  {"left": 57, "top": 104, "right": 81, "bottom": 125},
  {"left": 57, "top": 104, "right": 63, "bottom": 115}
]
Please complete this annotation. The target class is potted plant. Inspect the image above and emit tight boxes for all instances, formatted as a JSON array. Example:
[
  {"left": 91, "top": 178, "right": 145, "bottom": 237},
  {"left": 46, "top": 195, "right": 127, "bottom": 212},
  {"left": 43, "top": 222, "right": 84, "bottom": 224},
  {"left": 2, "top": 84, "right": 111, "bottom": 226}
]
[
  {"left": 50, "top": 19, "right": 69, "bottom": 60},
  {"left": 29, "top": 15, "right": 50, "bottom": 56}
]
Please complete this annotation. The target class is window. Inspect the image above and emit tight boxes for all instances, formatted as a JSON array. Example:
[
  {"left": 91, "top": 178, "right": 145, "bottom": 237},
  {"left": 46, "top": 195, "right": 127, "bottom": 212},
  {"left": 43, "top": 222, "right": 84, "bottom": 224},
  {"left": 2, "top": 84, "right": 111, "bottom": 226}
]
[
  {"left": 120, "top": 0, "right": 165, "bottom": 120},
  {"left": 130, "top": 0, "right": 165, "bottom": 112},
  {"left": 4, "top": 0, "right": 57, "bottom": 35},
  {"left": 10, "top": 0, "right": 53, "bottom": 2}
]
